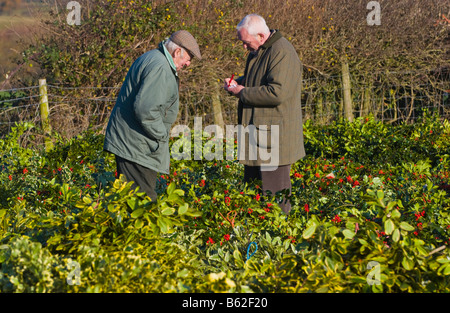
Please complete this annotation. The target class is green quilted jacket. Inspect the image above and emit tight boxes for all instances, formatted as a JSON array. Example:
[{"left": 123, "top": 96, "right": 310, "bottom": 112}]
[{"left": 104, "top": 42, "right": 179, "bottom": 174}]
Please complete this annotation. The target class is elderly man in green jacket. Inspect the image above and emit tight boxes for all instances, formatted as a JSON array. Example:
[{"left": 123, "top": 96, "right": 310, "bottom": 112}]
[
  {"left": 104, "top": 30, "right": 201, "bottom": 201},
  {"left": 225, "top": 14, "right": 305, "bottom": 214}
]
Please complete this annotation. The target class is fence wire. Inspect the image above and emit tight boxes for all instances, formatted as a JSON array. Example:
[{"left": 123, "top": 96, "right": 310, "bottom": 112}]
[{"left": 1, "top": 74, "right": 449, "bottom": 140}]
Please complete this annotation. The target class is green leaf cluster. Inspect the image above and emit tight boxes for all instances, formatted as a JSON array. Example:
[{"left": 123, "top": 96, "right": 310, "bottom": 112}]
[{"left": 1, "top": 117, "right": 450, "bottom": 292}]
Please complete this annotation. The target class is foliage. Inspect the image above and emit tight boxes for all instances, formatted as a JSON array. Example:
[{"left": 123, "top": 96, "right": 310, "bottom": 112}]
[
  {"left": 1, "top": 116, "right": 449, "bottom": 293},
  {"left": 8, "top": 0, "right": 448, "bottom": 136},
  {"left": 0, "top": 90, "right": 27, "bottom": 109}
]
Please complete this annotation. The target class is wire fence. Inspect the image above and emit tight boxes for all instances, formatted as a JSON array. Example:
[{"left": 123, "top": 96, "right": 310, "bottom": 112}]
[
  {"left": 0, "top": 83, "right": 119, "bottom": 139},
  {"left": 1, "top": 73, "right": 449, "bottom": 141}
]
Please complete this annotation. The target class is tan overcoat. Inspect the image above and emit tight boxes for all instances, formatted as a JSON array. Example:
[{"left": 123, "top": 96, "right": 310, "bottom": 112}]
[{"left": 236, "top": 30, "right": 305, "bottom": 167}]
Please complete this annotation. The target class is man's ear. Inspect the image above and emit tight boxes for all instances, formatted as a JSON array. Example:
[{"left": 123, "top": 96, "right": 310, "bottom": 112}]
[{"left": 173, "top": 47, "right": 182, "bottom": 59}]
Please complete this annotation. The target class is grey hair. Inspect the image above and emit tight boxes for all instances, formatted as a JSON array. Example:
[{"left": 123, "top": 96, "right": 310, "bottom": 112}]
[
  {"left": 164, "top": 39, "right": 186, "bottom": 57},
  {"left": 236, "top": 14, "right": 270, "bottom": 36}
]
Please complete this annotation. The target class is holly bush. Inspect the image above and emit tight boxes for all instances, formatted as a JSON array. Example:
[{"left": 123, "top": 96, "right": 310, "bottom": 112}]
[{"left": 0, "top": 115, "right": 449, "bottom": 292}]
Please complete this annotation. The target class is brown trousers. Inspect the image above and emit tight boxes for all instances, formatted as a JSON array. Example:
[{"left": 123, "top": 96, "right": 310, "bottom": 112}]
[{"left": 244, "top": 164, "right": 292, "bottom": 214}]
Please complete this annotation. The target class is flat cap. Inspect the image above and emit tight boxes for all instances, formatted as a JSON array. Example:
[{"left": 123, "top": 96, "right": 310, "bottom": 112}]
[{"left": 169, "top": 30, "right": 202, "bottom": 60}]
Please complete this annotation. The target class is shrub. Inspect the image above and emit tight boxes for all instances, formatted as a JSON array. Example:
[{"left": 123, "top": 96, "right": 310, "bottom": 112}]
[{"left": 1, "top": 118, "right": 449, "bottom": 292}]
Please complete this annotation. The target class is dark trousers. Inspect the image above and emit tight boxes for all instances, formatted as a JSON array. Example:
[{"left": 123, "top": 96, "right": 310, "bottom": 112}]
[
  {"left": 244, "top": 164, "right": 292, "bottom": 214},
  {"left": 115, "top": 155, "right": 158, "bottom": 201}
]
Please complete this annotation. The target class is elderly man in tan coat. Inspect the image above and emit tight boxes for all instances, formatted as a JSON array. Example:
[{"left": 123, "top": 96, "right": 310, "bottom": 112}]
[{"left": 225, "top": 14, "right": 305, "bottom": 214}]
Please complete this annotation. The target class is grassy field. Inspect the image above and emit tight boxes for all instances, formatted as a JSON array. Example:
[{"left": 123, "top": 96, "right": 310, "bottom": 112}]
[{"left": 0, "top": 5, "right": 47, "bottom": 85}]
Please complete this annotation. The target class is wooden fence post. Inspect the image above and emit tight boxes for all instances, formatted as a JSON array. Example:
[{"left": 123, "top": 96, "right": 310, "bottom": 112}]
[
  {"left": 362, "top": 84, "right": 371, "bottom": 117},
  {"left": 39, "top": 78, "right": 53, "bottom": 151},
  {"left": 341, "top": 59, "right": 354, "bottom": 122},
  {"left": 316, "top": 92, "right": 324, "bottom": 125},
  {"left": 212, "top": 81, "right": 225, "bottom": 130}
]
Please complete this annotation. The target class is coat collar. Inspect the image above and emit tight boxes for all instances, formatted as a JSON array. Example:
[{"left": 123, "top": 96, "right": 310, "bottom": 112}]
[
  {"left": 159, "top": 41, "right": 178, "bottom": 76},
  {"left": 260, "top": 29, "right": 282, "bottom": 50}
]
